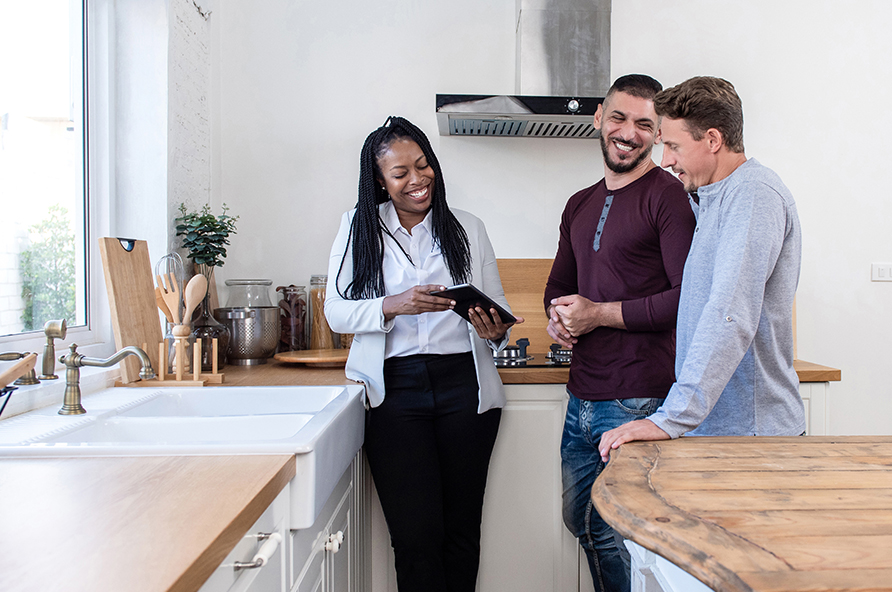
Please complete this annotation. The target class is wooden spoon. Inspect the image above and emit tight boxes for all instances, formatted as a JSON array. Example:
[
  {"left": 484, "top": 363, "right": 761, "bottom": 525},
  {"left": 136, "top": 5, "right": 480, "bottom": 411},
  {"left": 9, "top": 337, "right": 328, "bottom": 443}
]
[
  {"left": 172, "top": 274, "right": 209, "bottom": 338},
  {"left": 183, "top": 273, "right": 209, "bottom": 323}
]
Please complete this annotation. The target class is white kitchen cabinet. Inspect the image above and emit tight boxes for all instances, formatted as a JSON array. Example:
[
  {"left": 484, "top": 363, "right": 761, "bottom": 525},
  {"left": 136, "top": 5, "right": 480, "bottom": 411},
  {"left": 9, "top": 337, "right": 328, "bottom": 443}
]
[
  {"left": 479, "top": 384, "right": 581, "bottom": 592},
  {"left": 799, "top": 381, "right": 828, "bottom": 435},
  {"left": 626, "top": 541, "right": 712, "bottom": 592},
  {"left": 291, "top": 453, "right": 367, "bottom": 592},
  {"left": 369, "top": 384, "right": 582, "bottom": 592},
  {"left": 199, "top": 483, "right": 290, "bottom": 592}
]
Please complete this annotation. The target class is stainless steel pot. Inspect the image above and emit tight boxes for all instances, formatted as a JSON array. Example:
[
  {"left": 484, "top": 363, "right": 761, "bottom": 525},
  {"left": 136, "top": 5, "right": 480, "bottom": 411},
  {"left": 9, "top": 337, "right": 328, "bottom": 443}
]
[{"left": 214, "top": 307, "right": 280, "bottom": 365}]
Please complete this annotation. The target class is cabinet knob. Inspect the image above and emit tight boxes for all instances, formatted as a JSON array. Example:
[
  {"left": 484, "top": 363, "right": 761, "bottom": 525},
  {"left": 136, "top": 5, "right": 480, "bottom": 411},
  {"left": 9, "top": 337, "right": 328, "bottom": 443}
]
[{"left": 325, "top": 531, "right": 345, "bottom": 553}]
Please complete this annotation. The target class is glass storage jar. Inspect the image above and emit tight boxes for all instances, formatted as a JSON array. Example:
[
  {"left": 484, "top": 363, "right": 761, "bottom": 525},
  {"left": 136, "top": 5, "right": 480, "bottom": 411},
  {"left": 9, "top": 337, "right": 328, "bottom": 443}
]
[
  {"left": 224, "top": 279, "right": 274, "bottom": 308},
  {"left": 309, "top": 274, "right": 338, "bottom": 349},
  {"left": 277, "top": 284, "right": 308, "bottom": 352}
]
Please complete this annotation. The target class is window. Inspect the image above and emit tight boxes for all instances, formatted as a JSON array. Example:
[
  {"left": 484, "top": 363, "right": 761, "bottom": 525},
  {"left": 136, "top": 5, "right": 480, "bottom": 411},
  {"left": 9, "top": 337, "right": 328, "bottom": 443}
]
[{"left": 0, "top": 1, "right": 88, "bottom": 341}]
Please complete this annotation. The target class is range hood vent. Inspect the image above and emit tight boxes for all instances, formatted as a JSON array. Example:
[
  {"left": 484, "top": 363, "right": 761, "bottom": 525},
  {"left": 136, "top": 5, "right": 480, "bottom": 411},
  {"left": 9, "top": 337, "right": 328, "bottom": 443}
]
[
  {"left": 437, "top": 94, "right": 601, "bottom": 138},
  {"left": 437, "top": 0, "right": 610, "bottom": 139}
]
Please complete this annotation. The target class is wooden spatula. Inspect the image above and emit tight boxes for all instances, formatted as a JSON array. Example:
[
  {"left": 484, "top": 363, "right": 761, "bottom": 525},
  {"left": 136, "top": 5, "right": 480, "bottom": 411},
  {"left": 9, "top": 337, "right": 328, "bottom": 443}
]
[
  {"left": 155, "top": 286, "right": 174, "bottom": 323},
  {"left": 156, "top": 272, "right": 182, "bottom": 325}
]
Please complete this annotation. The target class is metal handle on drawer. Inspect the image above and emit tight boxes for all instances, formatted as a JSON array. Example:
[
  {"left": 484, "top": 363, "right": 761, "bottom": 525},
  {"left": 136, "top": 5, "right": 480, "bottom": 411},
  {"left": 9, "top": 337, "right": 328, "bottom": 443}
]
[
  {"left": 233, "top": 532, "right": 282, "bottom": 570},
  {"left": 325, "top": 531, "right": 345, "bottom": 553}
]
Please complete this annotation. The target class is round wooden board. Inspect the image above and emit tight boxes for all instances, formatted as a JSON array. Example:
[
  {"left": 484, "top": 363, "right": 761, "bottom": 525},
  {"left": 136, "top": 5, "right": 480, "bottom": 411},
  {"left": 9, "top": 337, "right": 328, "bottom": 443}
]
[{"left": 273, "top": 349, "right": 348, "bottom": 367}]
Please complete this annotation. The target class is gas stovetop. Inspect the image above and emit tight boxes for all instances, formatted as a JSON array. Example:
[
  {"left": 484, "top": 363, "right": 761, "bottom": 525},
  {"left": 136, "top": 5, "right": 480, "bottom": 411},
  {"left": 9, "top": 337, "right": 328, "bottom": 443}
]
[{"left": 493, "top": 339, "right": 572, "bottom": 368}]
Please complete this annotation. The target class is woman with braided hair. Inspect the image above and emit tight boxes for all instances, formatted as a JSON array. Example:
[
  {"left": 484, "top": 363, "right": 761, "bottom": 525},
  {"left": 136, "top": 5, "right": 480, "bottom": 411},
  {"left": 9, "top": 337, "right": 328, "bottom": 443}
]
[{"left": 325, "top": 116, "right": 521, "bottom": 592}]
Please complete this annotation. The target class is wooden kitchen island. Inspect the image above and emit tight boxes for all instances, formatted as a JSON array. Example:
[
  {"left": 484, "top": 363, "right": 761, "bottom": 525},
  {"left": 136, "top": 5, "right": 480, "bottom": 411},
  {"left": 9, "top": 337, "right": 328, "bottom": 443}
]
[{"left": 592, "top": 436, "right": 892, "bottom": 592}]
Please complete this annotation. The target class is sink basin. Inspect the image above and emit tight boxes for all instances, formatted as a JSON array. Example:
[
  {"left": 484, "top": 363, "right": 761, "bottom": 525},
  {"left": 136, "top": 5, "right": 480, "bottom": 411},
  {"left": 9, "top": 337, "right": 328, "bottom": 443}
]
[
  {"left": 37, "top": 414, "right": 314, "bottom": 445},
  {"left": 116, "top": 386, "right": 345, "bottom": 417},
  {"left": 0, "top": 384, "right": 366, "bottom": 528}
]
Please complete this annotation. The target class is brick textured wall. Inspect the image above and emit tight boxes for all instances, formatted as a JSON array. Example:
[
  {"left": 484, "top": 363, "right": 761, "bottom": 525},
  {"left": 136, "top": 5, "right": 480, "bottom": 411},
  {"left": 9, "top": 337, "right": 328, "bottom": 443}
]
[{"left": 168, "top": 0, "right": 211, "bottom": 219}]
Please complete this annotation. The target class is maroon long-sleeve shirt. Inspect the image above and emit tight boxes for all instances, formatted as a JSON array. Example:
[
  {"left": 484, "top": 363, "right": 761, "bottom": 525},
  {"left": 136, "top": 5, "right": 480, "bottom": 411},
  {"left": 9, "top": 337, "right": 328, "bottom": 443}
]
[{"left": 545, "top": 167, "right": 695, "bottom": 401}]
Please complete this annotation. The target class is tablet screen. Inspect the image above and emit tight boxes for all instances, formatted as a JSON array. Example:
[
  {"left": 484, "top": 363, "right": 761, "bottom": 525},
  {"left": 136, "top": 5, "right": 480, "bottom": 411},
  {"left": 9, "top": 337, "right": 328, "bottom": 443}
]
[{"left": 430, "top": 284, "right": 516, "bottom": 325}]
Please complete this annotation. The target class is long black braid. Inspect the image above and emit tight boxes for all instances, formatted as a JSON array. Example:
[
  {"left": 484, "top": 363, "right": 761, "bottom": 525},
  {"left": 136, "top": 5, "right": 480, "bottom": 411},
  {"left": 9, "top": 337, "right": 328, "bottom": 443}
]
[{"left": 336, "top": 116, "right": 472, "bottom": 300}]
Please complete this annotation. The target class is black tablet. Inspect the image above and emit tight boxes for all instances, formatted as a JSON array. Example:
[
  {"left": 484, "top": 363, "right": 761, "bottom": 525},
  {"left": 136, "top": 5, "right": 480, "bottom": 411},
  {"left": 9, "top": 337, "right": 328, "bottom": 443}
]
[{"left": 430, "top": 284, "right": 516, "bottom": 325}]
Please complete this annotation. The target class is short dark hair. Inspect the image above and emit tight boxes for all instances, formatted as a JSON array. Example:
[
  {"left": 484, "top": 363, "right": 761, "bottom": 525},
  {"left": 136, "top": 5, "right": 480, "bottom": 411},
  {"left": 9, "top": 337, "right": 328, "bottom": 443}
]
[
  {"left": 654, "top": 76, "right": 745, "bottom": 153},
  {"left": 605, "top": 74, "right": 663, "bottom": 103}
]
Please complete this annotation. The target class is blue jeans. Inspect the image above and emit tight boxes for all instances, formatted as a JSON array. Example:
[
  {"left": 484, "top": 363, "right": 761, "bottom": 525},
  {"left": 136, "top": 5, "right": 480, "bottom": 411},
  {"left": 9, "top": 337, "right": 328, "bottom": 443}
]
[{"left": 561, "top": 392, "right": 663, "bottom": 592}]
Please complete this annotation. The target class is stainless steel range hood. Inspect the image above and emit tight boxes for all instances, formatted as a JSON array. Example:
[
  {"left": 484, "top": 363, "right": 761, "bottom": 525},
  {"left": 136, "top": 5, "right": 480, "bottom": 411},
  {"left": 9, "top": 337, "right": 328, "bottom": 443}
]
[{"left": 437, "top": 0, "right": 610, "bottom": 139}]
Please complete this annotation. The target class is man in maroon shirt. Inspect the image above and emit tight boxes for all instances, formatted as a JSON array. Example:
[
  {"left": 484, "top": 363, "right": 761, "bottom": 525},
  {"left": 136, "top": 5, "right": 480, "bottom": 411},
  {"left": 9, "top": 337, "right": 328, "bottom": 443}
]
[{"left": 544, "top": 74, "right": 695, "bottom": 592}]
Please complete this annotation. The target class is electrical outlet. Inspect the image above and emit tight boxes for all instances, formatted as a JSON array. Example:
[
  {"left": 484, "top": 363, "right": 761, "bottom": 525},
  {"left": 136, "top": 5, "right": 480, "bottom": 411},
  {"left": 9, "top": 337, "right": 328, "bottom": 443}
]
[{"left": 871, "top": 263, "right": 892, "bottom": 281}]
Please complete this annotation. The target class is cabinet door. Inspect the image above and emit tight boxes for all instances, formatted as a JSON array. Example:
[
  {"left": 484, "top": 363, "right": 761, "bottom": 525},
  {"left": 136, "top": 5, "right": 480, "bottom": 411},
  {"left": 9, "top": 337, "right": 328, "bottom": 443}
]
[
  {"left": 326, "top": 481, "right": 353, "bottom": 592},
  {"left": 292, "top": 543, "right": 325, "bottom": 592},
  {"left": 290, "top": 461, "right": 356, "bottom": 592},
  {"left": 477, "top": 385, "right": 580, "bottom": 592}
]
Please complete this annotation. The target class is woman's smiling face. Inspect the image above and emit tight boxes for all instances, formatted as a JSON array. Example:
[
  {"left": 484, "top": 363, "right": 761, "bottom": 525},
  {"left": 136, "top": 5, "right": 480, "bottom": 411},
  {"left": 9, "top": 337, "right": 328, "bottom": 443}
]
[{"left": 377, "top": 138, "right": 435, "bottom": 230}]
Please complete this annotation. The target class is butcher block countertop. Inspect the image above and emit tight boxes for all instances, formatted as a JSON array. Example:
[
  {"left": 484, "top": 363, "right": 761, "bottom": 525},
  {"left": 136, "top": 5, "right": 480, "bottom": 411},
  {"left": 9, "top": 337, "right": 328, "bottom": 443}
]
[
  {"left": 0, "top": 454, "right": 295, "bottom": 592},
  {"left": 592, "top": 436, "right": 892, "bottom": 592},
  {"left": 232, "top": 357, "right": 839, "bottom": 386},
  {"left": 0, "top": 357, "right": 841, "bottom": 592}
]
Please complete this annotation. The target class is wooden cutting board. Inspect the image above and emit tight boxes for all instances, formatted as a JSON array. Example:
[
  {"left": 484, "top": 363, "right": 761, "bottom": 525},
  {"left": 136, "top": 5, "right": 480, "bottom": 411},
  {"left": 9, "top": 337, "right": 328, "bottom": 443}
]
[
  {"left": 273, "top": 349, "right": 348, "bottom": 367},
  {"left": 99, "top": 238, "right": 163, "bottom": 383}
]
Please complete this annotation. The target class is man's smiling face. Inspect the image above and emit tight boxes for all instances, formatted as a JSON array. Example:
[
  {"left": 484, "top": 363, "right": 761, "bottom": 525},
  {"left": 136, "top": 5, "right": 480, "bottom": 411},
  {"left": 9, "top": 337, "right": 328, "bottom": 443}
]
[{"left": 594, "top": 91, "right": 659, "bottom": 174}]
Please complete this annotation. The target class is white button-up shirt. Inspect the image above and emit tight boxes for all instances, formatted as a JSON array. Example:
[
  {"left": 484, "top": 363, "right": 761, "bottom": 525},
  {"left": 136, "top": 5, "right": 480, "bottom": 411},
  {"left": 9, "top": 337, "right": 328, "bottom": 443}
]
[{"left": 381, "top": 201, "right": 472, "bottom": 359}]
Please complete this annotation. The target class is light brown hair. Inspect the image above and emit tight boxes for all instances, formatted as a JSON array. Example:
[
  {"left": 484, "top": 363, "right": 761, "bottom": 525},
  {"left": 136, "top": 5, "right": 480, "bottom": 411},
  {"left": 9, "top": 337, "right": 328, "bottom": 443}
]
[{"left": 654, "top": 76, "right": 745, "bottom": 153}]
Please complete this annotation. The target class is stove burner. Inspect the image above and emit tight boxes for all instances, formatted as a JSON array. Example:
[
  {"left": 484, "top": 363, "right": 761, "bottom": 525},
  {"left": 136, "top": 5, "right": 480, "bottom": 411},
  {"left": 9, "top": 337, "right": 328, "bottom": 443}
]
[
  {"left": 546, "top": 343, "right": 572, "bottom": 366},
  {"left": 492, "top": 339, "right": 573, "bottom": 367},
  {"left": 493, "top": 338, "right": 532, "bottom": 367}
]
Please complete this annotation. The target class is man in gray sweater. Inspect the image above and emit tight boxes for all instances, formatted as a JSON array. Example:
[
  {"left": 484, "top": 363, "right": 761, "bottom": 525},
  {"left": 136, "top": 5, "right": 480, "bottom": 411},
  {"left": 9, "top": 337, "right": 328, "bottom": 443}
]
[{"left": 599, "top": 76, "right": 805, "bottom": 461}]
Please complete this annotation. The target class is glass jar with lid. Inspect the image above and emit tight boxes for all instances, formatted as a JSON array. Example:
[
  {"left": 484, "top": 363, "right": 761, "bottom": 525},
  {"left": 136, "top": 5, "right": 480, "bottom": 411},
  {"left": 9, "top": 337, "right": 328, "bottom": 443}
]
[
  {"left": 277, "top": 284, "right": 308, "bottom": 352},
  {"left": 224, "top": 279, "right": 273, "bottom": 308},
  {"left": 309, "top": 274, "right": 339, "bottom": 349}
]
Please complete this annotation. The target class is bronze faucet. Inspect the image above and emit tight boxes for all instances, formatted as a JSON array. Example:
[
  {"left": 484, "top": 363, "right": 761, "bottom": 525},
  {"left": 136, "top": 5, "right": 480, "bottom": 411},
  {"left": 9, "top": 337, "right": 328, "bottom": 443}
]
[{"left": 59, "top": 344, "right": 155, "bottom": 415}]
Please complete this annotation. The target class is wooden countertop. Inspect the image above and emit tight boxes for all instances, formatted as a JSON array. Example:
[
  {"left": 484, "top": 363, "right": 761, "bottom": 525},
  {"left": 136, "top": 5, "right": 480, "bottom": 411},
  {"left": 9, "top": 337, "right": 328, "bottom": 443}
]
[
  {"left": 225, "top": 357, "right": 839, "bottom": 386},
  {"left": 592, "top": 436, "right": 892, "bottom": 592},
  {"left": 0, "top": 454, "right": 295, "bottom": 592},
  {"left": 0, "top": 356, "right": 840, "bottom": 592}
]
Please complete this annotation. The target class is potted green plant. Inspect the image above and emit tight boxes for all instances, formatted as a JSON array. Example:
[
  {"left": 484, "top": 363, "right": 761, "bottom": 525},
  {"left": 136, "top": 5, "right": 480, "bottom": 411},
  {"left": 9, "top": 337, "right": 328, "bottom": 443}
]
[{"left": 175, "top": 202, "right": 239, "bottom": 370}]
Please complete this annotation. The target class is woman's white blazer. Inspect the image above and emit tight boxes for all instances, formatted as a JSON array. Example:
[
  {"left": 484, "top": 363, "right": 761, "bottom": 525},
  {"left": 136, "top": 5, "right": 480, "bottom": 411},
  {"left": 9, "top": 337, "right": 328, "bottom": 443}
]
[{"left": 325, "top": 205, "right": 511, "bottom": 412}]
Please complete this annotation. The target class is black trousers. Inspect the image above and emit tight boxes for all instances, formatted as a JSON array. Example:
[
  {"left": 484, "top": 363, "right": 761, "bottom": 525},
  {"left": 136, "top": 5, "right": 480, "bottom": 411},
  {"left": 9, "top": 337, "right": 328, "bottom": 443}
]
[{"left": 366, "top": 352, "right": 501, "bottom": 592}]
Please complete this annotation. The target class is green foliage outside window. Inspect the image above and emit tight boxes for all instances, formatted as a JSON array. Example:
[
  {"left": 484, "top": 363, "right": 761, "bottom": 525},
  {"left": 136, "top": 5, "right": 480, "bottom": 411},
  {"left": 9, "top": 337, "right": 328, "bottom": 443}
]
[{"left": 19, "top": 204, "right": 77, "bottom": 331}]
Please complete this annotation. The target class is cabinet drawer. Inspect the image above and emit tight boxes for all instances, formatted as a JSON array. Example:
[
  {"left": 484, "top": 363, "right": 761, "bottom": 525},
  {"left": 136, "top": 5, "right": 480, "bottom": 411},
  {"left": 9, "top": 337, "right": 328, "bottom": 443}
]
[{"left": 200, "top": 483, "right": 290, "bottom": 592}]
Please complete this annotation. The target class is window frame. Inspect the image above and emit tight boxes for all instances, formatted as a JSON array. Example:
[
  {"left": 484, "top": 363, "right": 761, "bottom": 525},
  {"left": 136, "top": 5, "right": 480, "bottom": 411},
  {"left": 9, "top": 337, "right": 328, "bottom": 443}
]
[{"left": 0, "top": 0, "right": 114, "bottom": 364}]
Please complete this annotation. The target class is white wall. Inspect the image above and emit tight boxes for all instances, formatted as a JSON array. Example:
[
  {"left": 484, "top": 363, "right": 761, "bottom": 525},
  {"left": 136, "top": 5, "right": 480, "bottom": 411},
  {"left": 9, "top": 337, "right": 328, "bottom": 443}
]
[
  {"left": 113, "top": 0, "right": 168, "bottom": 265},
  {"left": 209, "top": 1, "right": 890, "bottom": 435},
  {"left": 210, "top": 0, "right": 599, "bottom": 289}
]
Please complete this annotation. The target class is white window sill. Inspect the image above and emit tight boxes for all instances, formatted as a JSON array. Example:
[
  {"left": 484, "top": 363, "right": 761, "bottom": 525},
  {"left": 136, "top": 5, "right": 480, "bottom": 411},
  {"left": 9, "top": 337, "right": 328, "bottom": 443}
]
[{"left": 1, "top": 366, "right": 120, "bottom": 420}]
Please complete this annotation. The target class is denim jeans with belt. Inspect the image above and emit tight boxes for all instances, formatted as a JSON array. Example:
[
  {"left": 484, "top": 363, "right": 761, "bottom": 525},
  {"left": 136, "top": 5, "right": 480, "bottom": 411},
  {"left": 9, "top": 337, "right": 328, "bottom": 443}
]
[{"left": 561, "top": 392, "right": 663, "bottom": 592}]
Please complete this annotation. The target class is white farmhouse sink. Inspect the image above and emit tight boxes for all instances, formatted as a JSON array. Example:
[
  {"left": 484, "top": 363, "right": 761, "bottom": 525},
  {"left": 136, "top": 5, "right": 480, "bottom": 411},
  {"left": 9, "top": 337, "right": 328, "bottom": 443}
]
[
  {"left": 37, "top": 414, "right": 315, "bottom": 444},
  {"left": 0, "top": 384, "right": 365, "bottom": 529}
]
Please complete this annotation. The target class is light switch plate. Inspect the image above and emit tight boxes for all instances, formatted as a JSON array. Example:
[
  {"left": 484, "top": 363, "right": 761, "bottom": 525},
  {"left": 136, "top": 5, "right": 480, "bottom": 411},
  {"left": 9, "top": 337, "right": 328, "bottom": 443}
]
[{"left": 871, "top": 263, "right": 892, "bottom": 281}]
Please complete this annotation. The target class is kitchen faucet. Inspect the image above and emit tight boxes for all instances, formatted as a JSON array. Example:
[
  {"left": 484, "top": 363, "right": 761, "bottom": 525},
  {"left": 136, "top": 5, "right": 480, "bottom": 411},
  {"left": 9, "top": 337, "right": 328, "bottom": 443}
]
[{"left": 59, "top": 344, "right": 155, "bottom": 415}]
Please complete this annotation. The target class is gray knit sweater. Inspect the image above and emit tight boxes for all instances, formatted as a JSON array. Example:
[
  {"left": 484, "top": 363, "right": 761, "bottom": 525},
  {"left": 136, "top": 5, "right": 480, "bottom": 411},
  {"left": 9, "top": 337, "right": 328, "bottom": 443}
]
[{"left": 649, "top": 158, "right": 806, "bottom": 438}]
